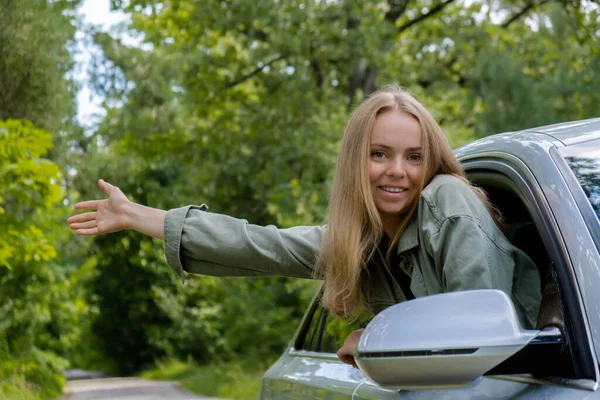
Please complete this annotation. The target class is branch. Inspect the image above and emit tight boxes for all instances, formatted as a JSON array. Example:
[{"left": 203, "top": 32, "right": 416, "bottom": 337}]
[
  {"left": 220, "top": 54, "right": 285, "bottom": 92},
  {"left": 397, "top": 0, "right": 457, "bottom": 33},
  {"left": 385, "top": 0, "right": 411, "bottom": 24},
  {"left": 501, "top": 0, "right": 551, "bottom": 29},
  {"left": 205, "top": 54, "right": 286, "bottom": 104}
]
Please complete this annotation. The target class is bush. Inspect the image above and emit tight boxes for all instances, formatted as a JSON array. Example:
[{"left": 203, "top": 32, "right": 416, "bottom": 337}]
[{"left": 0, "top": 119, "right": 83, "bottom": 398}]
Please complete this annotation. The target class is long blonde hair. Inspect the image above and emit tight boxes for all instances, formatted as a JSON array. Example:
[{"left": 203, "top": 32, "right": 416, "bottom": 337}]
[{"left": 315, "top": 85, "right": 498, "bottom": 319}]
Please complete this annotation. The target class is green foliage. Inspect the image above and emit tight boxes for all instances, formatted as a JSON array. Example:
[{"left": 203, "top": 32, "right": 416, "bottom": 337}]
[
  {"left": 0, "top": 119, "right": 72, "bottom": 399},
  {"left": 142, "top": 358, "right": 267, "bottom": 399},
  {"left": 152, "top": 277, "right": 320, "bottom": 363},
  {"left": 68, "top": 150, "right": 320, "bottom": 371},
  {"left": 0, "top": 0, "right": 80, "bottom": 133},
  {"left": 0, "top": 372, "right": 46, "bottom": 400},
  {"left": 85, "top": 232, "right": 180, "bottom": 373},
  {"left": 0, "top": 120, "right": 61, "bottom": 267},
  {"left": 71, "top": 0, "right": 600, "bottom": 379},
  {"left": 325, "top": 307, "right": 374, "bottom": 350},
  {"left": 0, "top": 0, "right": 98, "bottom": 397},
  {"left": 3, "top": 0, "right": 600, "bottom": 394}
]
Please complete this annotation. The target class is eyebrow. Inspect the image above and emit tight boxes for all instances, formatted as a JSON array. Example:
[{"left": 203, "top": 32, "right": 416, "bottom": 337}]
[
  {"left": 370, "top": 143, "right": 393, "bottom": 150},
  {"left": 370, "top": 143, "right": 423, "bottom": 152}
]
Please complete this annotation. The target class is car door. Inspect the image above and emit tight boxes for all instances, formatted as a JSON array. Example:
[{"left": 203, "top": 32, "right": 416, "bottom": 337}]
[
  {"left": 354, "top": 153, "right": 600, "bottom": 399},
  {"left": 261, "top": 297, "right": 366, "bottom": 399}
]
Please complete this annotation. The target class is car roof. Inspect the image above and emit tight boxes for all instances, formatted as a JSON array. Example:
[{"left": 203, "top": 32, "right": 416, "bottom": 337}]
[
  {"left": 455, "top": 118, "right": 600, "bottom": 161},
  {"left": 523, "top": 118, "right": 600, "bottom": 146}
]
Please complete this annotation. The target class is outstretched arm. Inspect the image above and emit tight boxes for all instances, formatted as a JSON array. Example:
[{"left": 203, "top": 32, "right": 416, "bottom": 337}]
[
  {"left": 67, "top": 179, "right": 167, "bottom": 240},
  {"left": 70, "top": 179, "right": 324, "bottom": 281}
]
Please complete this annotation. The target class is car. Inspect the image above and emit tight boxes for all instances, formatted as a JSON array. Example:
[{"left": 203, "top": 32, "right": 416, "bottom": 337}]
[{"left": 260, "top": 118, "right": 600, "bottom": 399}]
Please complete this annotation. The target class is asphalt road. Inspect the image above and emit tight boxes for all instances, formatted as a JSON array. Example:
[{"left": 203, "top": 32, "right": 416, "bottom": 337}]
[{"left": 62, "top": 378, "right": 220, "bottom": 400}]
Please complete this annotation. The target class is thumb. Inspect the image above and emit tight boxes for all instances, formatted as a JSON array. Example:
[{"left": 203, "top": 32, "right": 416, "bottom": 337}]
[{"left": 98, "top": 179, "right": 113, "bottom": 195}]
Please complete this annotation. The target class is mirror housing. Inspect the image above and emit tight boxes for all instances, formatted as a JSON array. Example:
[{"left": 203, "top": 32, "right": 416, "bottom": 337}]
[{"left": 354, "top": 290, "right": 539, "bottom": 390}]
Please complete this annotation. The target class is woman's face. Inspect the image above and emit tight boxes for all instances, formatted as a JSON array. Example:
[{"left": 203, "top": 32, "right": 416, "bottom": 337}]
[{"left": 369, "top": 110, "right": 423, "bottom": 230}]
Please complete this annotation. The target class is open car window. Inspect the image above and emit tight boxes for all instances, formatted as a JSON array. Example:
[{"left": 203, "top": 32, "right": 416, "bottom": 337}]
[{"left": 466, "top": 167, "right": 584, "bottom": 380}]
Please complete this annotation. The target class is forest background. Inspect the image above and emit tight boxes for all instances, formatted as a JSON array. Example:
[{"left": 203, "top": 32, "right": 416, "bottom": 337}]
[{"left": 2, "top": 0, "right": 600, "bottom": 398}]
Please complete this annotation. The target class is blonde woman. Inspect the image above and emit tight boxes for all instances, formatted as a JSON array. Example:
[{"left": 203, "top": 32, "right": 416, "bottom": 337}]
[{"left": 68, "top": 85, "right": 541, "bottom": 368}]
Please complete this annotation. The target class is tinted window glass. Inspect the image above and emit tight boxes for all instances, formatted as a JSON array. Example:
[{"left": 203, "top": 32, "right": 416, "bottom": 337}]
[
  {"left": 298, "top": 301, "right": 373, "bottom": 354},
  {"left": 562, "top": 147, "right": 600, "bottom": 220},
  {"left": 300, "top": 305, "right": 329, "bottom": 352}
]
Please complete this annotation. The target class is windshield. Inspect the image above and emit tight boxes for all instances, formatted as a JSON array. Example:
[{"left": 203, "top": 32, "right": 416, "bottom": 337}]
[{"left": 561, "top": 144, "right": 600, "bottom": 220}]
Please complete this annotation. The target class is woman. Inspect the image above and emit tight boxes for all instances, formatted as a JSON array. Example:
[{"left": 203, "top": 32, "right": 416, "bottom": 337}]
[{"left": 68, "top": 85, "right": 541, "bottom": 368}]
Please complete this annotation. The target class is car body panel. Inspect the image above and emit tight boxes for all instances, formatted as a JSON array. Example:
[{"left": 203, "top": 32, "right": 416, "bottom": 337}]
[
  {"left": 524, "top": 118, "right": 600, "bottom": 146},
  {"left": 264, "top": 351, "right": 600, "bottom": 399},
  {"left": 261, "top": 352, "right": 363, "bottom": 399},
  {"left": 354, "top": 377, "right": 597, "bottom": 399}
]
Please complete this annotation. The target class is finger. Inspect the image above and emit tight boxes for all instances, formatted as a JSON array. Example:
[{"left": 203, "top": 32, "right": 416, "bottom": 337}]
[
  {"left": 76, "top": 227, "right": 100, "bottom": 236},
  {"left": 340, "top": 355, "right": 354, "bottom": 366},
  {"left": 67, "top": 212, "right": 97, "bottom": 224},
  {"left": 336, "top": 351, "right": 353, "bottom": 365},
  {"left": 338, "top": 353, "right": 356, "bottom": 367},
  {"left": 98, "top": 179, "right": 114, "bottom": 195},
  {"left": 74, "top": 200, "right": 101, "bottom": 210},
  {"left": 70, "top": 220, "right": 97, "bottom": 230}
]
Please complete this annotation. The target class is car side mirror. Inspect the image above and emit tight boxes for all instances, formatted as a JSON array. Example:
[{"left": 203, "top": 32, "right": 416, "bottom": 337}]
[{"left": 354, "top": 289, "right": 539, "bottom": 390}]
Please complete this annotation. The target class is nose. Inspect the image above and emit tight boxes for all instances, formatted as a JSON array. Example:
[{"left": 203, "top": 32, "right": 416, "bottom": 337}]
[{"left": 386, "top": 157, "right": 406, "bottom": 177}]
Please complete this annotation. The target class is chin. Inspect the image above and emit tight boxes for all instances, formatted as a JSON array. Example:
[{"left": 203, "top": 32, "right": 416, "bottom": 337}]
[{"left": 379, "top": 205, "right": 409, "bottom": 216}]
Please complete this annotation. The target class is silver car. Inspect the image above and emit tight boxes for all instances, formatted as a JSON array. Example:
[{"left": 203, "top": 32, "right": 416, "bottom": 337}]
[{"left": 261, "top": 118, "right": 600, "bottom": 399}]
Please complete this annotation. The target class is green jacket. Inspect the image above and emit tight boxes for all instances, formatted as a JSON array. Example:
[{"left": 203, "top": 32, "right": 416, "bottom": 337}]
[{"left": 164, "top": 174, "right": 541, "bottom": 328}]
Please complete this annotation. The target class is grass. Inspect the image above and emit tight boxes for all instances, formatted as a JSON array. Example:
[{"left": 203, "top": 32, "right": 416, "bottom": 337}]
[{"left": 141, "top": 358, "right": 271, "bottom": 399}]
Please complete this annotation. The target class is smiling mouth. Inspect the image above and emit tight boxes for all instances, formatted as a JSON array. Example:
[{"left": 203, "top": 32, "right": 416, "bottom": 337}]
[{"left": 380, "top": 187, "right": 407, "bottom": 193}]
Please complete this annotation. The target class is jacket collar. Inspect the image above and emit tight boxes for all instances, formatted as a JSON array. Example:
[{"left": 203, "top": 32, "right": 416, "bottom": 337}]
[{"left": 396, "top": 212, "right": 419, "bottom": 255}]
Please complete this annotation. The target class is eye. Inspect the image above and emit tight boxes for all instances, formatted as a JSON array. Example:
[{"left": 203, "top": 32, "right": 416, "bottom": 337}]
[
  {"left": 372, "top": 150, "right": 386, "bottom": 159},
  {"left": 408, "top": 153, "right": 422, "bottom": 162}
]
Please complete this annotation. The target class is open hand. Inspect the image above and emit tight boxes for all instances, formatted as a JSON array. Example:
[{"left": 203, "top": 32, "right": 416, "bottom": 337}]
[{"left": 68, "top": 179, "right": 131, "bottom": 236}]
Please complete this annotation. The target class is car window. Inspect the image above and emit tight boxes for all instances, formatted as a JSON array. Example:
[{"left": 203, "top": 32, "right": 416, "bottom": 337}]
[
  {"left": 467, "top": 170, "right": 583, "bottom": 379},
  {"left": 297, "top": 302, "right": 372, "bottom": 354},
  {"left": 560, "top": 146, "right": 600, "bottom": 222}
]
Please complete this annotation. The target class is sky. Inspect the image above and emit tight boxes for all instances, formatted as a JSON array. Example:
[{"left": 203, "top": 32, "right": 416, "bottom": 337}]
[{"left": 74, "top": 0, "right": 128, "bottom": 129}]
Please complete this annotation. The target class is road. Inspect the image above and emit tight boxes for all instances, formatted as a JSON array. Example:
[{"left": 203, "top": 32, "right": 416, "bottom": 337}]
[{"left": 63, "top": 377, "right": 221, "bottom": 400}]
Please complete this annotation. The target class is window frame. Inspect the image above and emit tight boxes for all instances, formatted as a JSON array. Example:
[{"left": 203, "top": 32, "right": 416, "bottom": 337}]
[
  {"left": 290, "top": 284, "right": 341, "bottom": 359},
  {"left": 461, "top": 153, "right": 598, "bottom": 388}
]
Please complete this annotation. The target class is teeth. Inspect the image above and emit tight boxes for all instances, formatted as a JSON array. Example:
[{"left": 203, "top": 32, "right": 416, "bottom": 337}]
[{"left": 382, "top": 187, "right": 406, "bottom": 193}]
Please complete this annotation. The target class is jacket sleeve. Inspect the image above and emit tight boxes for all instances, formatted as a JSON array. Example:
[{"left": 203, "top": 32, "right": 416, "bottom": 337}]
[{"left": 164, "top": 205, "right": 324, "bottom": 282}]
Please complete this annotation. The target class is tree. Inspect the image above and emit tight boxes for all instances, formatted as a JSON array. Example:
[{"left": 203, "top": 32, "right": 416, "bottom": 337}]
[
  {"left": 0, "top": 0, "right": 86, "bottom": 398},
  {"left": 76, "top": 0, "right": 600, "bottom": 371},
  {"left": 0, "top": 0, "right": 80, "bottom": 133}
]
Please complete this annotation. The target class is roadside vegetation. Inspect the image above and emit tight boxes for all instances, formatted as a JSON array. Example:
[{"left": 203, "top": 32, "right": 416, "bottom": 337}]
[
  {"left": 142, "top": 358, "right": 269, "bottom": 399},
  {"left": 3, "top": 0, "right": 600, "bottom": 398}
]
